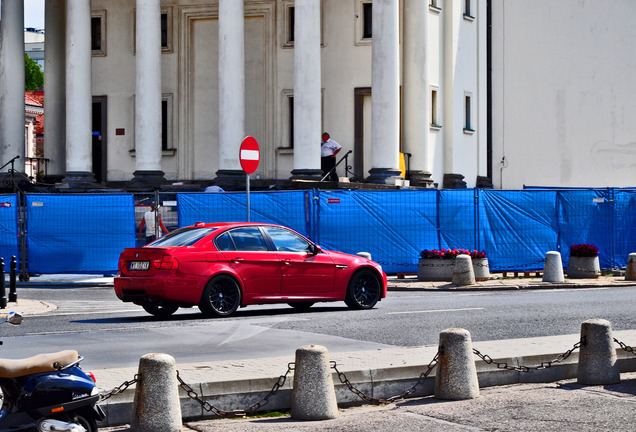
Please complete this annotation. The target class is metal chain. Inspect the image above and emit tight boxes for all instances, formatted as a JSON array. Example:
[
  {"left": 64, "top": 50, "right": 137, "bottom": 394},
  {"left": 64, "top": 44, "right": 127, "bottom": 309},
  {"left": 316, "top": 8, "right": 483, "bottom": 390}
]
[
  {"left": 99, "top": 374, "right": 141, "bottom": 402},
  {"left": 332, "top": 350, "right": 440, "bottom": 404},
  {"left": 473, "top": 339, "right": 583, "bottom": 372},
  {"left": 176, "top": 363, "right": 294, "bottom": 417},
  {"left": 614, "top": 338, "right": 636, "bottom": 355}
]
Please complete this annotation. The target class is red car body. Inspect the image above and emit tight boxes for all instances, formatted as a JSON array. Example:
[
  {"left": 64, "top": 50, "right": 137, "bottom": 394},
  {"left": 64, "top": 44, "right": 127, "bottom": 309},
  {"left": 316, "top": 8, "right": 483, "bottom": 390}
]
[{"left": 114, "top": 222, "right": 387, "bottom": 317}]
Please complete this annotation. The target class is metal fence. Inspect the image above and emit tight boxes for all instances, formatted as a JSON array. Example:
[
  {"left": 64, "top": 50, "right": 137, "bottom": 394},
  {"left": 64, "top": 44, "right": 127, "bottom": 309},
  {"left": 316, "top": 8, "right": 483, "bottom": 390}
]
[{"left": 0, "top": 187, "right": 633, "bottom": 277}]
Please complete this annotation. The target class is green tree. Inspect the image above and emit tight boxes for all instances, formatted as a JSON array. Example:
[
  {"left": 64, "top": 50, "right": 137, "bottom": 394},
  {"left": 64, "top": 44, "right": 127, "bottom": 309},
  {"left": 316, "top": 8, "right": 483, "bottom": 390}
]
[{"left": 25, "top": 53, "right": 44, "bottom": 91}]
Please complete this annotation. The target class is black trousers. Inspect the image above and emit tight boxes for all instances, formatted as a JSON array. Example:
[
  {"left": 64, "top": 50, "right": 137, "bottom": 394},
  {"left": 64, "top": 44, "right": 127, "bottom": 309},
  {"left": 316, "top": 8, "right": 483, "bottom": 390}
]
[{"left": 321, "top": 156, "right": 338, "bottom": 181}]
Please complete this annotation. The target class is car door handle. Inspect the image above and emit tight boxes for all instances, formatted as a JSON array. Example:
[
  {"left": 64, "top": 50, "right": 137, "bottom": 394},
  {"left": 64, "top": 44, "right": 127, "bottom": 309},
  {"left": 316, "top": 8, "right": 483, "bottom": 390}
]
[
  {"left": 282, "top": 259, "right": 292, "bottom": 265},
  {"left": 231, "top": 258, "right": 244, "bottom": 264}
]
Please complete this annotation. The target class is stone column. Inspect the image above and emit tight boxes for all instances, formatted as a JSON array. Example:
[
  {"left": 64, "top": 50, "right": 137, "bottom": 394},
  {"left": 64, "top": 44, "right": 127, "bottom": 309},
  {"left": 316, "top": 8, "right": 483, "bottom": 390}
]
[
  {"left": 63, "top": 0, "right": 95, "bottom": 185},
  {"left": 0, "top": 0, "right": 25, "bottom": 170},
  {"left": 402, "top": 0, "right": 433, "bottom": 187},
  {"left": 290, "top": 0, "right": 322, "bottom": 180},
  {"left": 131, "top": 0, "right": 165, "bottom": 189},
  {"left": 216, "top": 0, "right": 246, "bottom": 186},
  {"left": 442, "top": 0, "right": 466, "bottom": 189},
  {"left": 368, "top": 0, "right": 401, "bottom": 184},
  {"left": 44, "top": 0, "right": 67, "bottom": 181}
]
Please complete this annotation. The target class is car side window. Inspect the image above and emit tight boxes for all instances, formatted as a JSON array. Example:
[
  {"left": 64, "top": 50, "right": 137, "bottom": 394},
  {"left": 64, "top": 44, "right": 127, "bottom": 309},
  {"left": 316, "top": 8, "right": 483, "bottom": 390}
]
[
  {"left": 228, "top": 227, "right": 269, "bottom": 251},
  {"left": 214, "top": 232, "right": 235, "bottom": 251},
  {"left": 263, "top": 227, "right": 312, "bottom": 253}
]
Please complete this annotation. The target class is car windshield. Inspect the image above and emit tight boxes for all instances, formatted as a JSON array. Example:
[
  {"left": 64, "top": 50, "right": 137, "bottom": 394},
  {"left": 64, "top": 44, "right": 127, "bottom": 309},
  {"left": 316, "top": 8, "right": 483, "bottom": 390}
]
[{"left": 148, "top": 227, "right": 216, "bottom": 247}]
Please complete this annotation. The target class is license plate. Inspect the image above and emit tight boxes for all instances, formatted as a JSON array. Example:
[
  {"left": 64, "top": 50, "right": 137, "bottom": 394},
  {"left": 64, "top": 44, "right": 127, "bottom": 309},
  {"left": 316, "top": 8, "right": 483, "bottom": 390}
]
[{"left": 129, "top": 261, "right": 149, "bottom": 271}]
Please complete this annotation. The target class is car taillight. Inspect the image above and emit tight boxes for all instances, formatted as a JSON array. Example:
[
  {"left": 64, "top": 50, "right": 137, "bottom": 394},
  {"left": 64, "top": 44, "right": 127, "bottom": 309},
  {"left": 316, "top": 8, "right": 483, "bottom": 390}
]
[
  {"left": 118, "top": 257, "right": 125, "bottom": 271},
  {"left": 152, "top": 255, "right": 179, "bottom": 270}
]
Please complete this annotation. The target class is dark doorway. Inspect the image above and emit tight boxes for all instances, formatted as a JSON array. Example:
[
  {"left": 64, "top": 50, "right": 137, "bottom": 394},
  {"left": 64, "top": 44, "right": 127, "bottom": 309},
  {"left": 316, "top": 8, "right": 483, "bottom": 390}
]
[
  {"left": 92, "top": 96, "right": 107, "bottom": 183},
  {"left": 354, "top": 87, "right": 371, "bottom": 180}
]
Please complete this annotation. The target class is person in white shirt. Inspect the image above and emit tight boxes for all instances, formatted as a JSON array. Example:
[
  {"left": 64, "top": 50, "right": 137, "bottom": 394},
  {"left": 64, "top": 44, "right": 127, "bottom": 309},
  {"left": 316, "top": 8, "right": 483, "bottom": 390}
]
[
  {"left": 138, "top": 202, "right": 169, "bottom": 244},
  {"left": 320, "top": 132, "right": 342, "bottom": 181}
]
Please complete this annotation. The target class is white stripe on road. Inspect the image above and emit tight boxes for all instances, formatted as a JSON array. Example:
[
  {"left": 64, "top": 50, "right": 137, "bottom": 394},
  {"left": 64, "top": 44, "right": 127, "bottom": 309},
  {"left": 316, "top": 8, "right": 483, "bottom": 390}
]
[{"left": 386, "top": 307, "right": 485, "bottom": 315}]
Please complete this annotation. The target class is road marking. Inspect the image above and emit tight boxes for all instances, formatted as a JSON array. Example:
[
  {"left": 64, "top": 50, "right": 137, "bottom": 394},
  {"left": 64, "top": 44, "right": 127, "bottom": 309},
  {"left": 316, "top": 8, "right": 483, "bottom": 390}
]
[{"left": 386, "top": 307, "right": 485, "bottom": 315}]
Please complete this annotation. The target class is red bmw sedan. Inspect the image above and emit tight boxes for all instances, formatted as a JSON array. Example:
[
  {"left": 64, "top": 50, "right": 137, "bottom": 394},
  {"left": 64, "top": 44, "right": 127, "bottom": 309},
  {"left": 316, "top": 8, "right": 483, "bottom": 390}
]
[{"left": 114, "top": 222, "right": 387, "bottom": 317}]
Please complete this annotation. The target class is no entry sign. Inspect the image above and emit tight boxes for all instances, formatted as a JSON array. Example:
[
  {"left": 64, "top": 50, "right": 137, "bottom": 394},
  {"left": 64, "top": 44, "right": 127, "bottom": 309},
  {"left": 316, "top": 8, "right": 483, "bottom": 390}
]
[{"left": 239, "top": 136, "right": 260, "bottom": 174}]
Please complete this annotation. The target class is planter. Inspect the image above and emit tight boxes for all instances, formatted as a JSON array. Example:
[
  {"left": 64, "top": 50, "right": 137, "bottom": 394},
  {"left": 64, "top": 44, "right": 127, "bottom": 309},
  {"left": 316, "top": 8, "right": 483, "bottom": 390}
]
[
  {"left": 418, "top": 258, "right": 454, "bottom": 281},
  {"left": 567, "top": 256, "right": 600, "bottom": 279},
  {"left": 472, "top": 257, "right": 490, "bottom": 281}
]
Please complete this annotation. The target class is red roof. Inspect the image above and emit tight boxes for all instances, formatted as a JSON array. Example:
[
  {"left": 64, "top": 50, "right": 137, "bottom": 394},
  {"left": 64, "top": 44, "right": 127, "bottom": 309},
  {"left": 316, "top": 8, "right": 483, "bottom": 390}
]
[{"left": 25, "top": 91, "right": 44, "bottom": 135}]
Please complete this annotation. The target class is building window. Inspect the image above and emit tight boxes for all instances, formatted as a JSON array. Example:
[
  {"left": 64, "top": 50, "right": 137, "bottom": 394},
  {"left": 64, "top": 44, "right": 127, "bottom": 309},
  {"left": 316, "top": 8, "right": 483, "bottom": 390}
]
[
  {"left": 91, "top": 10, "right": 106, "bottom": 56},
  {"left": 289, "top": 7, "right": 295, "bottom": 43},
  {"left": 288, "top": 96, "right": 294, "bottom": 149},
  {"left": 133, "top": 7, "right": 173, "bottom": 54},
  {"left": 464, "top": 94, "right": 474, "bottom": 133},
  {"left": 362, "top": 3, "right": 372, "bottom": 39},
  {"left": 430, "top": 0, "right": 442, "bottom": 12},
  {"left": 431, "top": 88, "right": 441, "bottom": 129},
  {"left": 464, "top": 0, "right": 475, "bottom": 20},
  {"left": 162, "top": 94, "right": 173, "bottom": 150}
]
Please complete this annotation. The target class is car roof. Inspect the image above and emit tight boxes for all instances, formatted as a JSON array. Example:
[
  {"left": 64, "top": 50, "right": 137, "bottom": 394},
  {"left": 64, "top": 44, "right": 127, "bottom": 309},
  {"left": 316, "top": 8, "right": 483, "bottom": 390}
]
[{"left": 190, "top": 222, "right": 282, "bottom": 229}]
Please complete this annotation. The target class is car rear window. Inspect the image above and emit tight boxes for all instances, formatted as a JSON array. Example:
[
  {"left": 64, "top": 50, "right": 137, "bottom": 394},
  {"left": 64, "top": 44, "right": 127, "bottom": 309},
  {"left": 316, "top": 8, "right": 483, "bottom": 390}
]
[{"left": 148, "top": 227, "right": 216, "bottom": 247}]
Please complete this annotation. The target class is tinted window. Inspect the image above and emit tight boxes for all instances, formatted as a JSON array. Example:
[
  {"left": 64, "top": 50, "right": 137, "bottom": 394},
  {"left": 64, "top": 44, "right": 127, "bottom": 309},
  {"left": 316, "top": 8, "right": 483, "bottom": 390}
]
[
  {"left": 214, "top": 232, "right": 235, "bottom": 251},
  {"left": 264, "top": 227, "right": 312, "bottom": 253},
  {"left": 229, "top": 227, "right": 269, "bottom": 251},
  {"left": 148, "top": 227, "right": 216, "bottom": 247}
]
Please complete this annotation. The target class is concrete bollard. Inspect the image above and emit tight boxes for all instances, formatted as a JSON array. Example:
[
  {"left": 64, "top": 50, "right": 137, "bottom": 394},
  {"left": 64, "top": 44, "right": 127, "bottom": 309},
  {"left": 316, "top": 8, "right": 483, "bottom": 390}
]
[
  {"left": 543, "top": 251, "right": 565, "bottom": 283},
  {"left": 452, "top": 254, "right": 475, "bottom": 286},
  {"left": 291, "top": 345, "right": 339, "bottom": 420},
  {"left": 435, "top": 328, "right": 480, "bottom": 400},
  {"left": 626, "top": 253, "right": 636, "bottom": 281},
  {"left": 131, "top": 353, "right": 182, "bottom": 432},
  {"left": 356, "top": 252, "right": 372, "bottom": 260},
  {"left": 577, "top": 319, "right": 620, "bottom": 385}
]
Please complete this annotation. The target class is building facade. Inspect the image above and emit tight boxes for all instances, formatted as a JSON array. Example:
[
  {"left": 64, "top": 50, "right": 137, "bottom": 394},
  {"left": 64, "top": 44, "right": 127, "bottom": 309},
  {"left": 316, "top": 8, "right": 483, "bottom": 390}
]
[{"left": 1, "top": 0, "right": 633, "bottom": 189}]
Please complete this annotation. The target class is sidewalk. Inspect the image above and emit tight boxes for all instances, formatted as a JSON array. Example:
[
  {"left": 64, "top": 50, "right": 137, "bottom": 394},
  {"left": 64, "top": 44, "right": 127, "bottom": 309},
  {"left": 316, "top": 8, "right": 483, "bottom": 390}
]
[{"left": 6, "top": 273, "right": 636, "bottom": 430}]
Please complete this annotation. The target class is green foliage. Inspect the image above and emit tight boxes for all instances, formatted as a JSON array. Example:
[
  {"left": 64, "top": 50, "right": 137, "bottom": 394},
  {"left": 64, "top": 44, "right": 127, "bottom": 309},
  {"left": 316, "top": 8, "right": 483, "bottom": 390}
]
[{"left": 25, "top": 53, "right": 44, "bottom": 91}]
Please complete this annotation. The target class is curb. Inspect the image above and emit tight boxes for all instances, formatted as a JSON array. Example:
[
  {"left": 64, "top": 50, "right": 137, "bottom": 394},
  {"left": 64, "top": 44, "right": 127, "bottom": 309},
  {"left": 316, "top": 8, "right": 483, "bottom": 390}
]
[{"left": 96, "top": 346, "right": 636, "bottom": 428}]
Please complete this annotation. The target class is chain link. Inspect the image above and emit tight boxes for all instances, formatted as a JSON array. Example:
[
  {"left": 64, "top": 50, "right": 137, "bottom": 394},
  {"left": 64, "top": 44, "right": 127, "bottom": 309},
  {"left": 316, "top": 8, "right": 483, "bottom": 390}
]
[
  {"left": 99, "top": 374, "right": 141, "bottom": 402},
  {"left": 332, "top": 350, "right": 440, "bottom": 404},
  {"left": 473, "top": 339, "right": 583, "bottom": 372},
  {"left": 614, "top": 338, "right": 636, "bottom": 355},
  {"left": 176, "top": 363, "right": 294, "bottom": 417}
]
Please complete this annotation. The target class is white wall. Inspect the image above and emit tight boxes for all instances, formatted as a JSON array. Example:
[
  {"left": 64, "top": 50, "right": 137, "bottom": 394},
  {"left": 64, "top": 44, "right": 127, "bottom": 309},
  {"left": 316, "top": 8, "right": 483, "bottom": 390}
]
[{"left": 491, "top": 0, "right": 636, "bottom": 188}]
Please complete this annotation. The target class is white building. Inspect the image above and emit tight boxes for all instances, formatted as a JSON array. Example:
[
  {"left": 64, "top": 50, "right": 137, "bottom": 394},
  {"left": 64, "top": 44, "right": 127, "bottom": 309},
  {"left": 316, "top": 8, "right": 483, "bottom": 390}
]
[{"left": 0, "top": 0, "right": 633, "bottom": 189}]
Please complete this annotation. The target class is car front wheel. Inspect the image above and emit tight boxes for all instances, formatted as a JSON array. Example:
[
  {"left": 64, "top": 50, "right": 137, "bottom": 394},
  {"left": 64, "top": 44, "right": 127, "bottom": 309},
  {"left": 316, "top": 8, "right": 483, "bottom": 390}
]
[
  {"left": 199, "top": 275, "right": 242, "bottom": 317},
  {"left": 345, "top": 269, "right": 381, "bottom": 309}
]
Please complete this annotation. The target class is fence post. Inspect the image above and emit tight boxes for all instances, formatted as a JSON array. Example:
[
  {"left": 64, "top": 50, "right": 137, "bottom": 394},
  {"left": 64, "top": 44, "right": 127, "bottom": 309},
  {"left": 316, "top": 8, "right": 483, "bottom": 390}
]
[
  {"left": 8, "top": 256, "right": 16, "bottom": 302},
  {"left": 0, "top": 258, "right": 5, "bottom": 309}
]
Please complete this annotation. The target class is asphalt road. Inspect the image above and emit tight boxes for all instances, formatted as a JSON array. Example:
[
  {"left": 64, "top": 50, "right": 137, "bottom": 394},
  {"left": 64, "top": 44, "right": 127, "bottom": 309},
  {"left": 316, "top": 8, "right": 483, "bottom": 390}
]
[{"left": 4, "top": 285, "right": 636, "bottom": 372}]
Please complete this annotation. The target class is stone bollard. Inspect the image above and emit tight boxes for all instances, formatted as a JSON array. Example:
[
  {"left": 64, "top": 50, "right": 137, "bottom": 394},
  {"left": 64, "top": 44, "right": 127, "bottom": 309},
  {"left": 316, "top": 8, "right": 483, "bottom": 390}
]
[
  {"left": 291, "top": 345, "right": 339, "bottom": 420},
  {"left": 435, "top": 328, "right": 480, "bottom": 400},
  {"left": 452, "top": 254, "right": 475, "bottom": 286},
  {"left": 131, "top": 353, "right": 182, "bottom": 432},
  {"left": 543, "top": 251, "right": 565, "bottom": 283},
  {"left": 356, "top": 252, "right": 372, "bottom": 260},
  {"left": 577, "top": 319, "right": 620, "bottom": 385},
  {"left": 626, "top": 253, "right": 636, "bottom": 281}
]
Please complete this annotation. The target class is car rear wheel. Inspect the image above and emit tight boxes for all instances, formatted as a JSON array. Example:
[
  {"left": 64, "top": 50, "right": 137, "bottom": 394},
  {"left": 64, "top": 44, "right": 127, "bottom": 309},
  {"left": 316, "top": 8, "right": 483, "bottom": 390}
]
[
  {"left": 199, "top": 275, "right": 242, "bottom": 317},
  {"left": 345, "top": 269, "right": 381, "bottom": 309},
  {"left": 142, "top": 303, "right": 179, "bottom": 317},
  {"left": 287, "top": 302, "right": 314, "bottom": 311}
]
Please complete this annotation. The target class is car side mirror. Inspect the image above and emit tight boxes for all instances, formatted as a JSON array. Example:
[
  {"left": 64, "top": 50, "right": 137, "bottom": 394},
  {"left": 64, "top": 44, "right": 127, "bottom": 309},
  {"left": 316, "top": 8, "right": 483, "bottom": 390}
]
[{"left": 309, "top": 244, "right": 321, "bottom": 255}]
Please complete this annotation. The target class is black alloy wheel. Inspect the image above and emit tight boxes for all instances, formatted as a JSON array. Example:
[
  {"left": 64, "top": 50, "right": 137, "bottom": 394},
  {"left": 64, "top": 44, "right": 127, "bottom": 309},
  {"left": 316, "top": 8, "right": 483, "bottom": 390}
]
[
  {"left": 199, "top": 275, "right": 242, "bottom": 317},
  {"left": 345, "top": 269, "right": 381, "bottom": 309},
  {"left": 142, "top": 303, "right": 179, "bottom": 317}
]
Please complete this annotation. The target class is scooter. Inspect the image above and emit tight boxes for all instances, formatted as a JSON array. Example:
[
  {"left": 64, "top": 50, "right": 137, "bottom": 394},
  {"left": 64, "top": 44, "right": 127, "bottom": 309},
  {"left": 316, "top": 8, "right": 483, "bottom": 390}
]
[{"left": 0, "top": 312, "right": 105, "bottom": 432}]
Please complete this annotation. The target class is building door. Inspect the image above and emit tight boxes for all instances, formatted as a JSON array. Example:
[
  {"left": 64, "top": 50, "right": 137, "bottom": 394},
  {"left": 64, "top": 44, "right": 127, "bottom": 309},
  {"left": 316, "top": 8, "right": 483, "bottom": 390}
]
[
  {"left": 354, "top": 88, "right": 372, "bottom": 180},
  {"left": 92, "top": 96, "right": 107, "bottom": 183}
]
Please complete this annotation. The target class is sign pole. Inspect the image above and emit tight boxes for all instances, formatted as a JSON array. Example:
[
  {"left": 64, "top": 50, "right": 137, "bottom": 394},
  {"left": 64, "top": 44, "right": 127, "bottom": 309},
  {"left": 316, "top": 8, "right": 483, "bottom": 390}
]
[
  {"left": 239, "top": 136, "right": 260, "bottom": 223},
  {"left": 246, "top": 173, "right": 250, "bottom": 222}
]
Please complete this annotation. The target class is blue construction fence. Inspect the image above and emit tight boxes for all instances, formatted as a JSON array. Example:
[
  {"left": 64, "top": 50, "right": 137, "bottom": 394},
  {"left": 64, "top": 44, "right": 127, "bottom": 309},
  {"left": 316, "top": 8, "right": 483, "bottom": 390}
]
[{"left": 1, "top": 188, "right": 634, "bottom": 275}]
